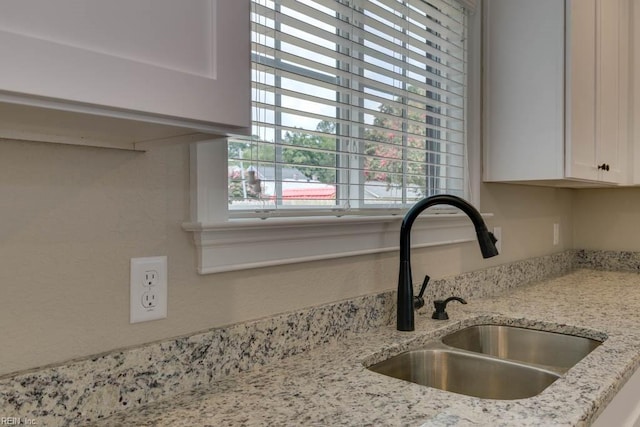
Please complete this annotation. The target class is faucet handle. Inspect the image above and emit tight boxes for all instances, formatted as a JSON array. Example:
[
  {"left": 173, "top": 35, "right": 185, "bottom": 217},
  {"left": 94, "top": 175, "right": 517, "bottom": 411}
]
[
  {"left": 432, "top": 296, "right": 467, "bottom": 320},
  {"left": 413, "top": 275, "right": 430, "bottom": 310}
]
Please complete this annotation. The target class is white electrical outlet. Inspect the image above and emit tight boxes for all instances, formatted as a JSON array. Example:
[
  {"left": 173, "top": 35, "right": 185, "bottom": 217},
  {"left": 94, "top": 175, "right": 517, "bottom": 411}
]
[
  {"left": 130, "top": 256, "right": 167, "bottom": 323},
  {"left": 553, "top": 223, "right": 560, "bottom": 246},
  {"left": 493, "top": 226, "right": 502, "bottom": 254}
]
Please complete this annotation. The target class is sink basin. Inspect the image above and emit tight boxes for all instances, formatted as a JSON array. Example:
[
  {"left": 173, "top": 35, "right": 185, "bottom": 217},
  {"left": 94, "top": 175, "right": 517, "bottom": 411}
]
[
  {"left": 442, "top": 325, "right": 602, "bottom": 369},
  {"left": 367, "top": 324, "right": 603, "bottom": 399},
  {"left": 367, "top": 347, "right": 559, "bottom": 400}
]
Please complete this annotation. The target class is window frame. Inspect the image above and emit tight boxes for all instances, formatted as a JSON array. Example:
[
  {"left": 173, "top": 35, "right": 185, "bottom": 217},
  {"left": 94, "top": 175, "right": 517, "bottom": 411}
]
[{"left": 183, "top": 0, "right": 485, "bottom": 274}]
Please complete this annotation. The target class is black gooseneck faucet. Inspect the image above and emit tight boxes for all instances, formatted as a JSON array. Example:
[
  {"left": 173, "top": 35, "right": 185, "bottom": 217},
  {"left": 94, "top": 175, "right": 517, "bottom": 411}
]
[{"left": 397, "top": 194, "right": 499, "bottom": 331}]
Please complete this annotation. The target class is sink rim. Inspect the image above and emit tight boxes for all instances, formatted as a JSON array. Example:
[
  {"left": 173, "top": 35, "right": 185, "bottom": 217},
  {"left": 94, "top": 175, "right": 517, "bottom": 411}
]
[
  {"left": 363, "top": 319, "right": 608, "bottom": 400},
  {"left": 363, "top": 318, "right": 608, "bottom": 369}
]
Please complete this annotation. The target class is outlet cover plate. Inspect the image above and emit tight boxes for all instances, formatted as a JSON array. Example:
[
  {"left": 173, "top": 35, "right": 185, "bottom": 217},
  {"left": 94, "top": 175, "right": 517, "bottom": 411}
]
[{"left": 130, "top": 256, "right": 167, "bottom": 323}]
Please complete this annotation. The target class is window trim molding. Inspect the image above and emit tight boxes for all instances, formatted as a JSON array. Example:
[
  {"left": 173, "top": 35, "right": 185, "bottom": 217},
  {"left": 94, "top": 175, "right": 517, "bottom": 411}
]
[
  {"left": 183, "top": 212, "right": 492, "bottom": 274},
  {"left": 183, "top": 1, "right": 485, "bottom": 274}
]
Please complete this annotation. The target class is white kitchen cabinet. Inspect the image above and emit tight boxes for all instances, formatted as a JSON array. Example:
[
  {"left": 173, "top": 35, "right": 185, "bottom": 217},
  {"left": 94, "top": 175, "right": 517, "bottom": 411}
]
[
  {"left": 483, "top": 0, "right": 629, "bottom": 186},
  {"left": 0, "top": 0, "right": 250, "bottom": 150},
  {"left": 591, "top": 365, "right": 640, "bottom": 427}
]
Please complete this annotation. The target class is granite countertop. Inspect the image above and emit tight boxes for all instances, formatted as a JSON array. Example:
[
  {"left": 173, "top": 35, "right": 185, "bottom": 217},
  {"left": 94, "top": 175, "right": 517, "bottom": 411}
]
[{"left": 91, "top": 269, "right": 640, "bottom": 426}]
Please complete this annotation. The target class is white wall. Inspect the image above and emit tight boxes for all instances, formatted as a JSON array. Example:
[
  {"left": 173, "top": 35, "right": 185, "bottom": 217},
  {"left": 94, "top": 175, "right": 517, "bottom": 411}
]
[{"left": 0, "top": 139, "right": 573, "bottom": 375}]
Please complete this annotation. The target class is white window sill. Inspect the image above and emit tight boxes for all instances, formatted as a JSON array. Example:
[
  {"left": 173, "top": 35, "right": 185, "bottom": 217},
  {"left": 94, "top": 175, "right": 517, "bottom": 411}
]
[{"left": 182, "top": 212, "right": 493, "bottom": 274}]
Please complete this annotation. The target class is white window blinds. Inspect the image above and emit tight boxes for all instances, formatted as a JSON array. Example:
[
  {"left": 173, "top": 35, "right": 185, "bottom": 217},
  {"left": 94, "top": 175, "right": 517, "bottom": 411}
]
[{"left": 228, "top": 0, "right": 470, "bottom": 217}]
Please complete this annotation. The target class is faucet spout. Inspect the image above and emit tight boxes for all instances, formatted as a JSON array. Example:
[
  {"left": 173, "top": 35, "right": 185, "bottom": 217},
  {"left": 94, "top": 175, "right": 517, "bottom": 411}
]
[{"left": 397, "top": 195, "right": 498, "bottom": 331}]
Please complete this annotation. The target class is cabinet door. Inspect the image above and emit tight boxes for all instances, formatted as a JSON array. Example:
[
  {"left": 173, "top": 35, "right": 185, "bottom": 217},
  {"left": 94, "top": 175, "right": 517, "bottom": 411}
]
[
  {"left": 0, "top": 0, "right": 250, "bottom": 134},
  {"left": 596, "top": 0, "right": 629, "bottom": 184},
  {"left": 483, "top": 0, "right": 566, "bottom": 182},
  {"left": 565, "top": 0, "right": 598, "bottom": 181},
  {"left": 567, "top": 0, "right": 628, "bottom": 184}
]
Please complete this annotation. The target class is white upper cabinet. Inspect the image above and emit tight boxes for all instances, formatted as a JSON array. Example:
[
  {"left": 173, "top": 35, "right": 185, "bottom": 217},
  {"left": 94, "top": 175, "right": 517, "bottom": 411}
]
[
  {"left": 0, "top": 0, "right": 250, "bottom": 150},
  {"left": 484, "top": 0, "right": 629, "bottom": 186}
]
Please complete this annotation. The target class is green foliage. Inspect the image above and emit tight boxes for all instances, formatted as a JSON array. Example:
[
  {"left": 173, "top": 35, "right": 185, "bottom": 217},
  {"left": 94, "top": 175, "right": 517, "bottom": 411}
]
[
  {"left": 281, "top": 123, "right": 337, "bottom": 184},
  {"left": 363, "top": 87, "right": 432, "bottom": 194},
  {"left": 229, "top": 121, "right": 338, "bottom": 184}
]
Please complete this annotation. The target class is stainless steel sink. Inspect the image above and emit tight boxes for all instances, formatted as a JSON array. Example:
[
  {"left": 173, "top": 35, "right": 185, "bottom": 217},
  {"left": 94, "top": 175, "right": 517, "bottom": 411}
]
[
  {"left": 367, "top": 346, "right": 559, "bottom": 400},
  {"left": 366, "top": 324, "right": 603, "bottom": 400},
  {"left": 442, "top": 325, "right": 601, "bottom": 369}
]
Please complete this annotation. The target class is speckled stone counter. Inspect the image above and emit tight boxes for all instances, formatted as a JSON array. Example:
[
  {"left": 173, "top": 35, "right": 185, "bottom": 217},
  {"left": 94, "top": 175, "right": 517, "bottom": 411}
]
[{"left": 90, "top": 269, "right": 640, "bottom": 427}]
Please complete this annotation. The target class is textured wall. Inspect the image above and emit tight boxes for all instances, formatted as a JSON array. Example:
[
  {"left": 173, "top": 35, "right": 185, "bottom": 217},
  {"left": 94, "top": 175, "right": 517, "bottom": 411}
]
[{"left": 0, "top": 139, "right": 573, "bottom": 375}]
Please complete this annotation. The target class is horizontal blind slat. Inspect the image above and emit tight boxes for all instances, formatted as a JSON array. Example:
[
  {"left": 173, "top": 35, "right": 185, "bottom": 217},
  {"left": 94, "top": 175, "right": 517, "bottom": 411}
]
[
  {"left": 252, "top": 81, "right": 466, "bottom": 128},
  {"left": 250, "top": 111, "right": 466, "bottom": 149},
  {"left": 230, "top": 140, "right": 465, "bottom": 164},
  {"left": 228, "top": 159, "right": 466, "bottom": 182},
  {"left": 357, "top": 0, "right": 465, "bottom": 53},
  {"left": 252, "top": 1, "right": 467, "bottom": 70},
  {"left": 252, "top": 71, "right": 464, "bottom": 123},
  {"left": 251, "top": 17, "right": 466, "bottom": 78},
  {"left": 251, "top": 103, "right": 466, "bottom": 143}
]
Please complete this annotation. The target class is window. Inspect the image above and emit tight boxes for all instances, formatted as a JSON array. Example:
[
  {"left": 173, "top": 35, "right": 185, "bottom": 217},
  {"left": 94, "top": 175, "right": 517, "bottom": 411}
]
[
  {"left": 185, "top": 0, "right": 481, "bottom": 273},
  {"left": 228, "top": 0, "right": 473, "bottom": 218}
]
